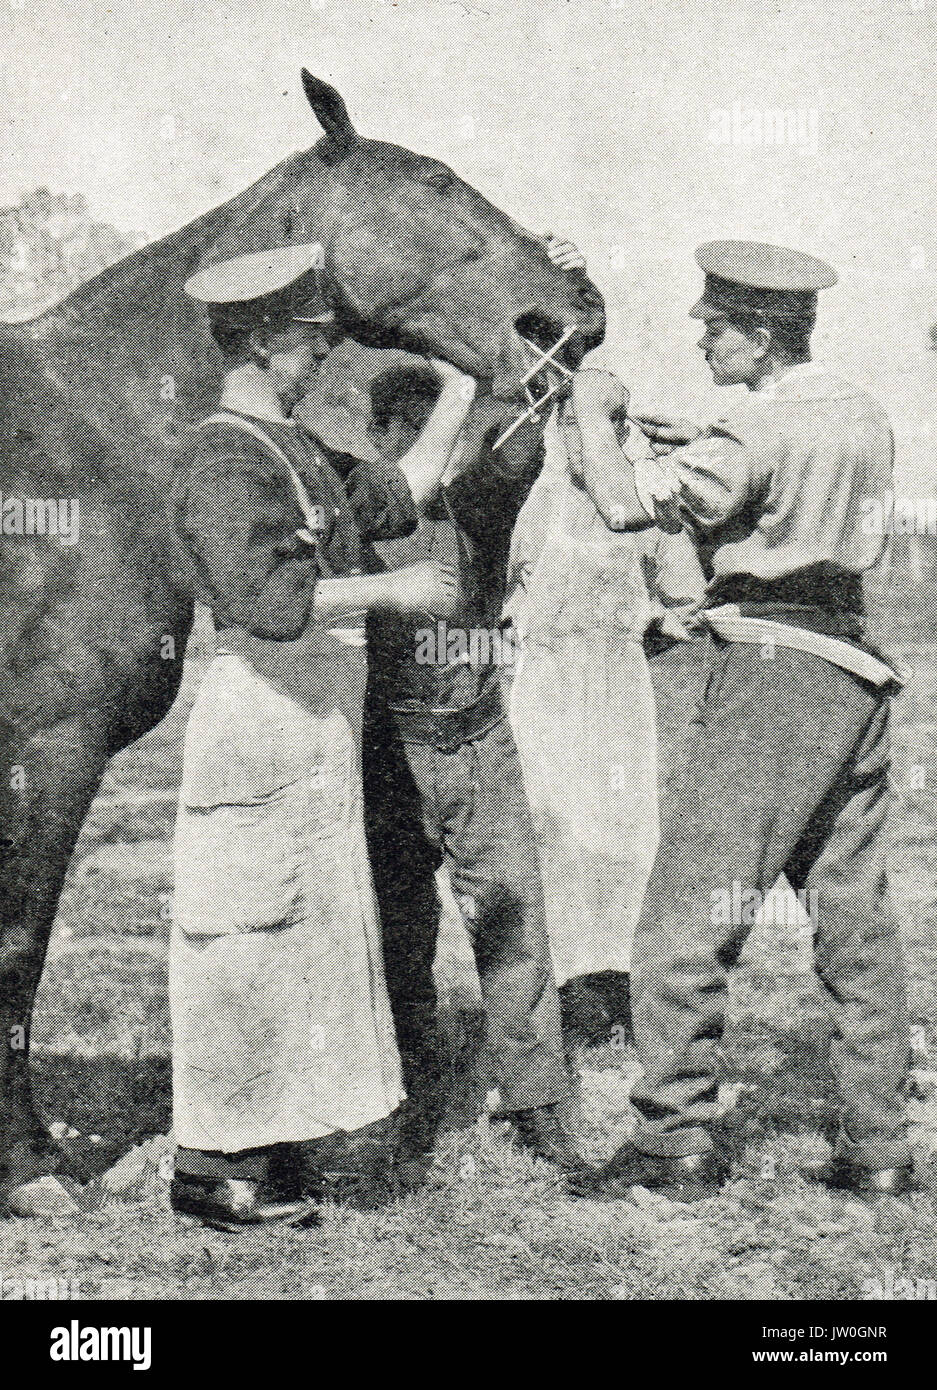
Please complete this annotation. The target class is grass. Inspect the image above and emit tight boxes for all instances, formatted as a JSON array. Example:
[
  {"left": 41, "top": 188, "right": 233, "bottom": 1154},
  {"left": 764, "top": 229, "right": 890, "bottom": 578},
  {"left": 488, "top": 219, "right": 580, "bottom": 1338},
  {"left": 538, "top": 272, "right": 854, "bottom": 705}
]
[{"left": 4, "top": 577, "right": 937, "bottom": 1300}]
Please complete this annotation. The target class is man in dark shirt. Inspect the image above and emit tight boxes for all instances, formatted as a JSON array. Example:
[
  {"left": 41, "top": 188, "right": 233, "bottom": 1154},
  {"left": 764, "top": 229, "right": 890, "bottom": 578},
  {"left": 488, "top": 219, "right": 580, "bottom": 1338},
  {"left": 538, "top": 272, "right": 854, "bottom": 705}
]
[
  {"left": 169, "top": 261, "right": 470, "bottom": 1227},
  {"left": 362, "top": 363, "right": 588, "bottom": 1177}
]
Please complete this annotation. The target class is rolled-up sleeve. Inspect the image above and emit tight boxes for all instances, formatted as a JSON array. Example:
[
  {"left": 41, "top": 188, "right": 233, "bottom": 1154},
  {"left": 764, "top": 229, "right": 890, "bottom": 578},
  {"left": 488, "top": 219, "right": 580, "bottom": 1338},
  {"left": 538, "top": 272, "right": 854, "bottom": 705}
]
[
  {"left": 177, "top": 452, "right": 324, "bottom": 641},
  {"left": 636, "top": 425, "right": 768, "bottom": 534}
]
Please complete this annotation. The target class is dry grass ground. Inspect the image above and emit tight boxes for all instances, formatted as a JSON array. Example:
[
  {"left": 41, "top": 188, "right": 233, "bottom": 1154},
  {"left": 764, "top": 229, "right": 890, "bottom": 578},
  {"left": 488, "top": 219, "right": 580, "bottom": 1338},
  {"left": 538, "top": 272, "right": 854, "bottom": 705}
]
[{"left": 2, "top": 573, "right": 937, "bottom": 1300}]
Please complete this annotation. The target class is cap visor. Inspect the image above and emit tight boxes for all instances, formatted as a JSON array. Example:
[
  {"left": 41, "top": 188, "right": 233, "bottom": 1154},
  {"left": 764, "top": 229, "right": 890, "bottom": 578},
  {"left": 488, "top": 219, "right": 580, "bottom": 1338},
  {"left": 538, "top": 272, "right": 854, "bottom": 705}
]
[{"left": 184, "top": 243, "right": 325, "bottom": 303}]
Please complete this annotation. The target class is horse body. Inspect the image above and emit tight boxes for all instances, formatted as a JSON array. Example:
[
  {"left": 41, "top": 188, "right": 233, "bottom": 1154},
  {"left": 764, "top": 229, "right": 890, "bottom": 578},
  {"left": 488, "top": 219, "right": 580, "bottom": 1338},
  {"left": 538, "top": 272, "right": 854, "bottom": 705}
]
[{"left": 0, "top": 74, "right": 605, "bottom": 1197}]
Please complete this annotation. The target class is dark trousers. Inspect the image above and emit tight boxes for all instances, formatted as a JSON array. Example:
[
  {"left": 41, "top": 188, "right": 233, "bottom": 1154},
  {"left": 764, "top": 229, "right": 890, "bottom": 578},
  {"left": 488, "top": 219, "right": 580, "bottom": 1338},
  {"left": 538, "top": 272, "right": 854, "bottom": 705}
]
[
  {"left": 630, "top": 636, "right": 911, "bottom": 1168},
  {"left": 364, "top": 692, "right": 569, "bottom": 1114},
  {"left": 174, "top": 1125, "right": 394, "bottom": 1187}
]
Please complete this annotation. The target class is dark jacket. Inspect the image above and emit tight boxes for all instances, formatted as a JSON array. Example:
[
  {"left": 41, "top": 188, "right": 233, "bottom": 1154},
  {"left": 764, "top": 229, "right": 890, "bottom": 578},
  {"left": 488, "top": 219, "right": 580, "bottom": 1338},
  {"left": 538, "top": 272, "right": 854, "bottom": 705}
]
[{"left": 172, "top": 412, "right": 417, "bottom": 641}]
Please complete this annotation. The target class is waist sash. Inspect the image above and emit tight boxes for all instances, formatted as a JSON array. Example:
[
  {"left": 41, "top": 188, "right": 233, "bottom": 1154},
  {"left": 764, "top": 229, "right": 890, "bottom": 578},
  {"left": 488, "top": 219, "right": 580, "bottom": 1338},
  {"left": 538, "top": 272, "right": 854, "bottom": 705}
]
[{"left": 703, "top": 605, "right": 906, "bottom": 689}]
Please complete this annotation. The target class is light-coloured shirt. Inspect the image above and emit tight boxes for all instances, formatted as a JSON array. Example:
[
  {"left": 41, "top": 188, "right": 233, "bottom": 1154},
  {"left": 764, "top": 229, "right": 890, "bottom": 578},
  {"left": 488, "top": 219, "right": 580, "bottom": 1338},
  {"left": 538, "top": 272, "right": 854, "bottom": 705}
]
[{"left": 637, "top": 363, "right": 895, "bottom": 581}]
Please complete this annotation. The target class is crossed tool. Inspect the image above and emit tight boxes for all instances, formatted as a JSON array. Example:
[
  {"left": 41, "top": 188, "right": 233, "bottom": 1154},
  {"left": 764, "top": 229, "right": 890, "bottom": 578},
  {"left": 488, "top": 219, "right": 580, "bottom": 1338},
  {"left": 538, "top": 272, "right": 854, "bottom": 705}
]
[{"left": 491, "top": 325, "right": 579, "bottom": 451}]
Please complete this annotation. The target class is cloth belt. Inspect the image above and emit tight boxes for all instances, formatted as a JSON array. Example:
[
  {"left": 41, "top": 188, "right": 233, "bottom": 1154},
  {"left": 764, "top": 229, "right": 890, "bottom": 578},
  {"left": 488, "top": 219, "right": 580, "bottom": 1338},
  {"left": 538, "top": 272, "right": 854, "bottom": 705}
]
[
  {"left": 703, "top": 604, "right": 907, "bottom": 689},
  {"left": 388, "top": 676, "right": 505, "bottom": 752}
]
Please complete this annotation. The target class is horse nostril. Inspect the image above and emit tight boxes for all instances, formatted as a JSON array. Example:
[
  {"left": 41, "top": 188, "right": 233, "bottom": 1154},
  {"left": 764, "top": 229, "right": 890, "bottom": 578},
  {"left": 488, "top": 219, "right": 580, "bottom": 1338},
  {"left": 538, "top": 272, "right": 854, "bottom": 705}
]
[{"left": 577, "top": 282, "right": 605, "bottom": 314}]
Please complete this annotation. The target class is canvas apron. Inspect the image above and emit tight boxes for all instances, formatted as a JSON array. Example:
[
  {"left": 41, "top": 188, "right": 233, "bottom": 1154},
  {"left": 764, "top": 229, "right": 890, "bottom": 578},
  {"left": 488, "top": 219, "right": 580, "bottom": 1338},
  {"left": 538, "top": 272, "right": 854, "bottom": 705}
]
[
  {"left": 170, "top": 426, "right": 403, "bottom": 1155},
  {"left": 507, "top": 463, "right": 660, "bottom": 984}
]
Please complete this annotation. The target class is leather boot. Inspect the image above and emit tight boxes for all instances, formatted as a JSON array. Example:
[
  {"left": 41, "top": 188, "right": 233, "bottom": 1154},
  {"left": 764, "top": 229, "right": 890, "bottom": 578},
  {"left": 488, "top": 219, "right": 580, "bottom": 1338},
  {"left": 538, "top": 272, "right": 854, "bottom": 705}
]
[
  {"left": 509, "top": 1103, "right": 592, "bottom": 1174},
  {"left": 569, "top": 1142, "right": 730, "bottom": 1203},
  {"left": 170, "top": 1175, "right": 320, "bottom": 1231}
]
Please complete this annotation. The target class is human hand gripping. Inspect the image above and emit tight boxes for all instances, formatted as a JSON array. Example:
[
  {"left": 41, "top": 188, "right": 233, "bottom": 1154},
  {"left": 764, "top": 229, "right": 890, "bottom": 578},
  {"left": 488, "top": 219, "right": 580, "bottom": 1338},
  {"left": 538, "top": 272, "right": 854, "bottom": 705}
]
[{"left": 383, "top": 560, "right": 463, "bottom": 619}]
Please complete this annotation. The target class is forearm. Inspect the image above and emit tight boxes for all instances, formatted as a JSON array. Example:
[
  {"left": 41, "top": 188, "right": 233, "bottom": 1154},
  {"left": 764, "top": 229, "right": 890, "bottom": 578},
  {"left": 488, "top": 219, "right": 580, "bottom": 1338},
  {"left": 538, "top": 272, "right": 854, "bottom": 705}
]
[
  {"left": 396, "top": 380, "right": 476, "bottom": 506},
  {"left": 312, "top": 572, "right": 392, "bottom": 620},
  {"left": 224, "top": 571, "right": 400, "bottom": 635},
  {"left": 445, "top": 403, "right": 545, "bottom": 544},
  {"left": 576, "top": 414, "right": 655, "bottom": 531}
]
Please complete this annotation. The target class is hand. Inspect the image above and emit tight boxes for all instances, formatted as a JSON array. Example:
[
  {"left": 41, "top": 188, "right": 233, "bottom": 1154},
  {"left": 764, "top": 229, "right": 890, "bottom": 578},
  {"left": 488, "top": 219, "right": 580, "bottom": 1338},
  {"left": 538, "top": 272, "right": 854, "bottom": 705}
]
[
  {"left": 641, "top": 457, "right": 682, "bottom": 504},
  {"left": 429, "top": 358, "right": 477, "bottom": 403},
  {"left": 646, "top": 602, "right": 702, "bottom": 645},
  {"left": 657, "top": 606, "right": 701, "bottom": 642},
  {"left": 545, "top": 235, "right": 587, "bottom": 273},
  {"left": 571, "top": 368, "right": 630, "bottom": 419},
  {"left": 384, "top": 560, "right": 462, "bottom": 619},
  {"left": 465, "top": 393, "right": 516, "bottom": 436},
  {"left": 632, "top": 413, "right": 703, "bottom": 453}
]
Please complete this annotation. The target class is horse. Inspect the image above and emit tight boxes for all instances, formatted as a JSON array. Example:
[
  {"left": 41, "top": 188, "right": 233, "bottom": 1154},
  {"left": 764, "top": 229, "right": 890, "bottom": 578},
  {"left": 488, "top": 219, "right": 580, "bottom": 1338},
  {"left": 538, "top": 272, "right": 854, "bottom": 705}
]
[{"left": 0, "top": 71, "right": 605, "bottom": 1204}]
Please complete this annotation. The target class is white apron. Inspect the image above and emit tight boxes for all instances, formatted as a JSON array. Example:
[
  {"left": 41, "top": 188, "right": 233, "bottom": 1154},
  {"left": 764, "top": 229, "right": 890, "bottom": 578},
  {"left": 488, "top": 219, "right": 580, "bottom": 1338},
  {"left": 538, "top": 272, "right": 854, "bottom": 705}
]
[
  {"left": 170, "top": 650, "right": 404, "bottom": 1153},
  {"left": 506, "top": 430, "right": 661, "bottom": 985}
]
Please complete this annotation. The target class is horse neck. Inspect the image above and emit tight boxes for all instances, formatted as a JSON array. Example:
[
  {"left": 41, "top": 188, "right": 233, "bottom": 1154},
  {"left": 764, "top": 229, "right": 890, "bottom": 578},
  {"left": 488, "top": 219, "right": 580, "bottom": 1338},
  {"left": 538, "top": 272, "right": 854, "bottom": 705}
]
[
  {"left": 14, "top": 158, "right": 324, "bottom": 461},
  {"left": 34, "top": 158, "right": 299, "bottom": 344},
  {"left": 50, "top": 206, "right": 231, "bottom": 332}
]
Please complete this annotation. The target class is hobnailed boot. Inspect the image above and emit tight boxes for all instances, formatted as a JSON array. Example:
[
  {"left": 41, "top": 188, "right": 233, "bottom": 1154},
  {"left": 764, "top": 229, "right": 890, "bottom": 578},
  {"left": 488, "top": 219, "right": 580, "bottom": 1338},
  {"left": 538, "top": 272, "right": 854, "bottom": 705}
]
[
  {"left": 170, "top": 1175, "right": 320, "bottom": 1232},
  {"left": 802, "top": 1156, "right": 917, "bottom": 1200},
  {"left": 287, "top": 1125, "right": 397, "bottom": 1211},
  {"left": 568, "top": 1142, "right": 730, "bottom": 1203}
]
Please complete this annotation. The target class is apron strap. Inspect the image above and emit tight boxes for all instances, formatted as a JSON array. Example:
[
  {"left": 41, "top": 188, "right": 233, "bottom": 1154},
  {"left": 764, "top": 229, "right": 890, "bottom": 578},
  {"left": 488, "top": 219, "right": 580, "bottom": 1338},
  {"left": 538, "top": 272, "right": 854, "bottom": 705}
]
[
  {"left": 194, "top": 413, "right": 370, "bottom": 646},
  {"left": 195, "top": 412, "right": 335, "bottom": 572}
]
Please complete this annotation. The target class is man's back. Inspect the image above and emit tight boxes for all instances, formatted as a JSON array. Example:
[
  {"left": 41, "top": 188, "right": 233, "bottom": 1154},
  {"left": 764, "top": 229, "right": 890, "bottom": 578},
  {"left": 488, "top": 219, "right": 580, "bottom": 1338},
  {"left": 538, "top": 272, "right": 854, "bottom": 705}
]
[
  {"left": 367, "top": 491, "right": 509, "bottom": 710},
  {"left": 367, "top": 417, "right": 544, "bottom": 712},
  {"left": 699, "top": 364, "right": 895, "bottom": 582}
]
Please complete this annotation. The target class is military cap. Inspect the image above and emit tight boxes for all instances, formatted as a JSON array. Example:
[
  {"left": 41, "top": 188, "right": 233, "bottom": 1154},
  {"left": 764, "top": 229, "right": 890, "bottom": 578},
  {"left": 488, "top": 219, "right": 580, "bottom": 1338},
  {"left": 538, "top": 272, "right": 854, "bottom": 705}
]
[
  {"left": 183, "top": 243, "right": 333, "bottom": 322},
  {"left": 690, "top": 241, "right": 837, "bottom": 321}
]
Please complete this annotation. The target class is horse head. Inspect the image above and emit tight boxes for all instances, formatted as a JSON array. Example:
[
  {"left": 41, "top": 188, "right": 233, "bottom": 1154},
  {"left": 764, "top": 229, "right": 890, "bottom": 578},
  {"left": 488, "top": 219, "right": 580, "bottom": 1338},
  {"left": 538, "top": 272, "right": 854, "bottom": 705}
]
[{"left": 195, "top": 72, "right": 606, "bottom": 398}]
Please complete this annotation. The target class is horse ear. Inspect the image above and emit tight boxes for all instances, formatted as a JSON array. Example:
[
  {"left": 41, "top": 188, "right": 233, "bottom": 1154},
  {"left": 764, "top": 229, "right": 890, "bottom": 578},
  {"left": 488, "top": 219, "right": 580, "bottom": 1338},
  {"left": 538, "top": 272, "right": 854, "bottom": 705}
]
[{"left": 302, "top": 71, "right": 357, "bottom": 156}]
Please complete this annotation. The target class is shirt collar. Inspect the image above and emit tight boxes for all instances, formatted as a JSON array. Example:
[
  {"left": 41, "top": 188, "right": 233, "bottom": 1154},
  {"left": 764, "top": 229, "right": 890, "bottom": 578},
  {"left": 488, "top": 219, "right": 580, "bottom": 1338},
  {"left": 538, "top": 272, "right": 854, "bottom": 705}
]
[{"left": 756, "top": 360, "right": 825, "bottom": 400}]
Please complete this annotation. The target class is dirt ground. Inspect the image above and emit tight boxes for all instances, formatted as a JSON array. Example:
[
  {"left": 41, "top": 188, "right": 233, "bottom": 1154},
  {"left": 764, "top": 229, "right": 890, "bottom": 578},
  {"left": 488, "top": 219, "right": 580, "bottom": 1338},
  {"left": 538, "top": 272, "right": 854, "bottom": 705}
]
[{"left": 2, "top": 572, "right": 937, "bottom": 1300}]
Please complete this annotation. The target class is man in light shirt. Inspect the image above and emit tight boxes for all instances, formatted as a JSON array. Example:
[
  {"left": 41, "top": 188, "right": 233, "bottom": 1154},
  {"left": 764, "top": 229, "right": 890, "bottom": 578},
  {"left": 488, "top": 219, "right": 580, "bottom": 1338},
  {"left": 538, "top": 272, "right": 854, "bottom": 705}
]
[{"left": 568, "top": 241, "right": 913, "bottom": 1203}]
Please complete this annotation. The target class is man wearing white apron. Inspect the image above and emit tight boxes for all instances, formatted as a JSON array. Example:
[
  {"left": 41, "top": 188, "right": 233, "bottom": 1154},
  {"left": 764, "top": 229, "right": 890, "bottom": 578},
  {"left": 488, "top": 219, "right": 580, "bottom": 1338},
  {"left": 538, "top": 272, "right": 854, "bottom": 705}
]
[{"left": 170, "top": 248, "right": 470, "bottom": 1229}]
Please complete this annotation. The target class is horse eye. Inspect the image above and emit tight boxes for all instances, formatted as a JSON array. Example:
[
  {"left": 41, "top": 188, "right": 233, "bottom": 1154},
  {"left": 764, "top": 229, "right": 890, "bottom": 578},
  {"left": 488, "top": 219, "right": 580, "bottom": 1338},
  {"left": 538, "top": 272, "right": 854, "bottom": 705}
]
[{"left": 423, "top": 171, "right": 454, "bottom": 191}]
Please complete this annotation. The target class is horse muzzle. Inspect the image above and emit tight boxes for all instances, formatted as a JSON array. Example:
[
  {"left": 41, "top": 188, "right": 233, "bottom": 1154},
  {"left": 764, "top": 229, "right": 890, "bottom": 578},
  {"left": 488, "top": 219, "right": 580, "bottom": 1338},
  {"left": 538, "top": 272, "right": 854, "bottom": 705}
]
[{"left": 488, "top": 296, "right": 605, "bottom": 404}]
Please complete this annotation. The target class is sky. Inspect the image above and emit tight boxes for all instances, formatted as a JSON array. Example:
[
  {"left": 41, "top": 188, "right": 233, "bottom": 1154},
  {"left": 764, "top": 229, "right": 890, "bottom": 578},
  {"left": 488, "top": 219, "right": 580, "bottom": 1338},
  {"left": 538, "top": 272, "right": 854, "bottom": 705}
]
[{"left": 4, "top": 0, "right": 936, "bottom": 485}]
